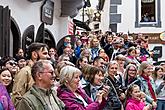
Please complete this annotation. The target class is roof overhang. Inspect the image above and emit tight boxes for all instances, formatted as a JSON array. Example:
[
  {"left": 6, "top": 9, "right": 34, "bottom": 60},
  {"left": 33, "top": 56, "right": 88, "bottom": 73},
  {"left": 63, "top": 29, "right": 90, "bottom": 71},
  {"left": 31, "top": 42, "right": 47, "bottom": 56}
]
[
  {"left": 73, "top": 19, "right": 91, "bottom": 31},
  {"left": 27, "top": 0, "right": 43, "bottom": 2},
  {"left": 61, "top": 0, "right": 84, "bottom": 18}
]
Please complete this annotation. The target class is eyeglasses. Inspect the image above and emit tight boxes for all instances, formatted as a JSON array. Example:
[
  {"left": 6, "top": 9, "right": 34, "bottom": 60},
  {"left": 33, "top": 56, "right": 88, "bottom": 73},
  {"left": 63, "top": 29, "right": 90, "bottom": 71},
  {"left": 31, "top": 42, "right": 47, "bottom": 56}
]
[
  {"left": 145, "top": 68, "right": 153, "bottom": 71},
  {"left": 129, "top": 69, "right": 136, "bottom": 71},
  {"left": 40, "top": 71, "right": 55, "bottom": 75}
]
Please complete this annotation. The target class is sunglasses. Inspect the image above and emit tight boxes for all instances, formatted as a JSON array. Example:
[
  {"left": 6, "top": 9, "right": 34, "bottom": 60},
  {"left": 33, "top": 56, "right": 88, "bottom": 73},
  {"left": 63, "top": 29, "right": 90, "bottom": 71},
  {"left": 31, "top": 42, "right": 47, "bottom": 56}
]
[{"left": 7, "top": 61, "right": 17, "bottom": 66}]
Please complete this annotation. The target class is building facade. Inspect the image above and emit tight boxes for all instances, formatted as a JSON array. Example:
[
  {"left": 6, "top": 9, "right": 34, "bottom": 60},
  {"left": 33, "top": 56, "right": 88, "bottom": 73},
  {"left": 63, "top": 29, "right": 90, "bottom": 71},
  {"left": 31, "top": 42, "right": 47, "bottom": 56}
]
[
  {"left": 0, "top": 0, "right": 83, "bottom": 57},
  {"left": 109, "top": 0, "right": 165, "bottom": 61}
]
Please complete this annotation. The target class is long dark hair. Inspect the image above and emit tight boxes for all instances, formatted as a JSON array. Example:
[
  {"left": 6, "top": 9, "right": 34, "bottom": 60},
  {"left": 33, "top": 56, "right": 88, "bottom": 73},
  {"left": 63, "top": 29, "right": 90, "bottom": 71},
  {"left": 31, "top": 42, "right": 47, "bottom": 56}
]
[
  {"left": 0, "top": 67, "right": 13, "bottom": 94},
  {"left": 76, "top": 56, "right": 88, "bottom": 69},
  {"left": 123, "top": 84, "right": 140, "bottom": 108},
  {"left": 153, "top": 66, "right": 164, "bottom": 81},
  {"left": 124, "top": 64, "right": 137, "bottom": 86}
]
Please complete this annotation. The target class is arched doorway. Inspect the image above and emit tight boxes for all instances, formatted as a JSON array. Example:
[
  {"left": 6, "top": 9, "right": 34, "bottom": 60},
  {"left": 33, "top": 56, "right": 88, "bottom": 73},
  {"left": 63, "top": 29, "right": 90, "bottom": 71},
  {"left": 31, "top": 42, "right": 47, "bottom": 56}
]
[
  {"left": 44, "top": 29, "right": 56, "bottom": 48},
  {"left": 22, "top": 25, "right": 35, "bottom": 57},
  {"left": 35, "top": 23, "right": 56, "bottom": 48},
  {"left": 10, "top": 17, "right": 21, "bottom": 57},
  {"left": 0, "top": 6, "right": 20, "bottom": 57}
]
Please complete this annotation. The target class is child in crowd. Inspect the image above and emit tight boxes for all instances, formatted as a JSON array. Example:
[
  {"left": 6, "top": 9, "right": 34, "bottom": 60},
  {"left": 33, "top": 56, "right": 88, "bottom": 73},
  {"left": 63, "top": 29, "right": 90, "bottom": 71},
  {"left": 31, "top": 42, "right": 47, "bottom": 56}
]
[
  {"left": 153, "top": 66, "right": 165, "bottom": 110},
  {"left": 126, "top": 84, "right": 151, "bottom": 110}
]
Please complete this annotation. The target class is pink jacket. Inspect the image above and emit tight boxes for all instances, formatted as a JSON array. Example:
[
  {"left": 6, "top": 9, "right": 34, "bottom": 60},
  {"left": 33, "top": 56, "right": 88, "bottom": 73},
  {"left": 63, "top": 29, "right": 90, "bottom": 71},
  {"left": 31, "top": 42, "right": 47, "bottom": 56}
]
[
  {"left": 126, "top": 98, "right": 145, "bottom": 110},
  {"left": 127, "top": 55, "right": 135, "bottom": 60},
  {"left": 57, "top": 85, "right": 106, "bottom": 110}
]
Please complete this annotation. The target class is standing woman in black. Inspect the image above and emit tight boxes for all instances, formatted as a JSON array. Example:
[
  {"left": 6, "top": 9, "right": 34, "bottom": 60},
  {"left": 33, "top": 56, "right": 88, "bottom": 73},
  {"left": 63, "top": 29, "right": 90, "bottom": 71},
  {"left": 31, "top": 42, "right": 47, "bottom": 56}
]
[{"left": 103, "top": 61, "right": 125, "bottom": 110}]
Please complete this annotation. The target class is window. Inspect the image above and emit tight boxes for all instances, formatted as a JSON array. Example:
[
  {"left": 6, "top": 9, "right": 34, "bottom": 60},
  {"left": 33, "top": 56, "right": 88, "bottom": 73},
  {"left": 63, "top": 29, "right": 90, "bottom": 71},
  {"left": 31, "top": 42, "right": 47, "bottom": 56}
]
[
  {"left": 141, "top": 0, "right": 155, "bottom": 22},
  {"left": 135, "top": 0, "right": 161, "bottom": 27}
]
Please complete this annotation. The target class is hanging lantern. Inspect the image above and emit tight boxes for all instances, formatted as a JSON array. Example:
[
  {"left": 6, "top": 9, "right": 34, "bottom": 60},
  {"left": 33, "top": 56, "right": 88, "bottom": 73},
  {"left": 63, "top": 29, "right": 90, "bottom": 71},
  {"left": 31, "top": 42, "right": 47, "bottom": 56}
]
[{"left": 93, "top": 11, "right": 101, "bottom": 22}]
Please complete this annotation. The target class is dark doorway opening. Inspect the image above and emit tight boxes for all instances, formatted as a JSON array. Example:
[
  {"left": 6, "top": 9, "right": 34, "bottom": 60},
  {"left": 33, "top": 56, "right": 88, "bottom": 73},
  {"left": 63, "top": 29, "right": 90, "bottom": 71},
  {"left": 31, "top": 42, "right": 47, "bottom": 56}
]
[
  {"left": 44, "top": 29, "right": 56, "bottom": 48},
  {"left": 0, "top": 5, "right": 21, "bottom": 57},
  {"left": 11, "top": 17, "right": 21, "bottom": 57},
  {"left": 35, "top": 23, "right": 56, "bottom": 49},
  {"left": 22, "top": 25, "right": 35, "bottom": 57}
]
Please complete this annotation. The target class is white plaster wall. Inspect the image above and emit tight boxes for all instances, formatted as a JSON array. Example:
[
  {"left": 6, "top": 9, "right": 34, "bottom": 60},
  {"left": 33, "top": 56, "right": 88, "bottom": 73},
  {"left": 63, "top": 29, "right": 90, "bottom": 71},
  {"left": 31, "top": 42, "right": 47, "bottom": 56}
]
[
  {"left": 117, "top": 0, "right": 165, "bottom": 33},
  {"left": 100, "top": 0, "right": 110, "bottom": 33},
  {"left": 117, "top": 0, "right": 135, "bottom": 33},
  {"left": 0, "top": 0, "right": 68, "bottom": 43},
  {"left": 117, "top": 0, "right": 165, "bottom": 61}
]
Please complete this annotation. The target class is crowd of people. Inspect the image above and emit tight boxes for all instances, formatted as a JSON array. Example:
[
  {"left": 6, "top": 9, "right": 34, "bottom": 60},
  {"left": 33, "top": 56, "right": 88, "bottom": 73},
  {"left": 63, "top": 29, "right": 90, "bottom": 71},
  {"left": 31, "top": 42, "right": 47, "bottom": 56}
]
[{"left": 0, "top": 30, "right": 165, "bottom": 110}]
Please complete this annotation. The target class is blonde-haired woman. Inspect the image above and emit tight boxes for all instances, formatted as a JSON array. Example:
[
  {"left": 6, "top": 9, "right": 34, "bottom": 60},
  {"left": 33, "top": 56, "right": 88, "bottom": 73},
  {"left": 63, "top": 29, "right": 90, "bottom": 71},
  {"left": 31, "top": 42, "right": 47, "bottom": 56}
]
[
  {"left": 103, "top": 60, "right": 125, "bottom": 110},
  {"left": 137, "top": 61, "right": 157, "bottom": 109},
  {"left": 53, "top": 61, "right": 75, "bottom": 90},
  {"left": 89, "top": 38, "right": 101, "bottom": 62},
  {"left": 57, "top": 66, "right": 108, "bottom": 110},
  {"left": 80, "top": 64, "right": 93, "bottom": 88}
]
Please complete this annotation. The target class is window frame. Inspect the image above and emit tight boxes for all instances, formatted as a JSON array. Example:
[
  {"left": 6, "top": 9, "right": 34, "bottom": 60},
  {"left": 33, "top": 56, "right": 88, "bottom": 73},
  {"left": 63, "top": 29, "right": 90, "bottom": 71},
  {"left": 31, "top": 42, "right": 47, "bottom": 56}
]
[{"left": 135, "top": 0, "right": 161, "bottom": 27}]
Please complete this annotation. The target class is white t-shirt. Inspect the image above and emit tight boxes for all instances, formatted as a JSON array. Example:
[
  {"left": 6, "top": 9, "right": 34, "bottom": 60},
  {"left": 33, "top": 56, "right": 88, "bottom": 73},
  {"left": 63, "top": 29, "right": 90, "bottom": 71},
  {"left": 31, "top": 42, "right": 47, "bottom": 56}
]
[{"left": 155, "top": 79, "right": 165, "bottom": 100}]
